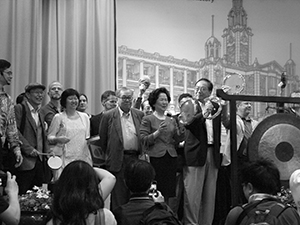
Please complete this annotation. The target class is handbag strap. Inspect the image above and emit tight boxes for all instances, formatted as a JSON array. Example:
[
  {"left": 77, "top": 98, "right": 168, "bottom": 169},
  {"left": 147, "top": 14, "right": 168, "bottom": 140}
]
[{"left": 94, "top": 208, "right": 105, "bottom": 225}]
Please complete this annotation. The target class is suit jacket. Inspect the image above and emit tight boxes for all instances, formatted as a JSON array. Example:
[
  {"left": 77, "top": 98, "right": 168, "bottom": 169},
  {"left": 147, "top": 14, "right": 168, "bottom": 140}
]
[
  {"left": 14, "top": 102, "right": 49, "bottom": 171},
  {"left": 90, "top": 111, "right": 103, "bottom": 137},
  {"left": 99, "top": 107, "right": 144, "bottom": 172},
  {"left": 184, "top": 101, "right": 221, "bottom": 168}
]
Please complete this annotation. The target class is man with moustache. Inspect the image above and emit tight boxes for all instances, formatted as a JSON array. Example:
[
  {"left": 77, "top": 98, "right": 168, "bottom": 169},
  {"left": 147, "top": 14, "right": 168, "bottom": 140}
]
[
  {"left": 0, "top": 59, "right": 23, "bottom": 172},
  {"left": 40, "top": 81, "right": 63, "bottom": 128},
  {"left": 99, "top": 86, "right": 144, "bottom": 211},
  {"left": 15, "top": 83, "right": 51, "bottom": 194}
]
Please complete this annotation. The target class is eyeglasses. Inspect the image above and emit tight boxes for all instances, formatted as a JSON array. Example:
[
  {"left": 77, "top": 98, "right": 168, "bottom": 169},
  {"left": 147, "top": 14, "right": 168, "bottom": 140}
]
[
  {"left": 105, "top": 100, "right": 117, "bottom": 104},
  {"left": 3, "top": 70, "right": 12, "bottom": 76},
  {"left": 195, "top": 86, "right": 207, "bottom": 93},
  {"left": 119, "top": 96, "right": 133, "bottom": 101},
  {"left": 30, "top": 91, "right": 44, "bottom": 95}
]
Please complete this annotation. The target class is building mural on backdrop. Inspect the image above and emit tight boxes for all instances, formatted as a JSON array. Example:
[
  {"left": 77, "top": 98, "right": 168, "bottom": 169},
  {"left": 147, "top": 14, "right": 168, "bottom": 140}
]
[{"left": 117, "top": 0, "right": 299, "bottom": 120}]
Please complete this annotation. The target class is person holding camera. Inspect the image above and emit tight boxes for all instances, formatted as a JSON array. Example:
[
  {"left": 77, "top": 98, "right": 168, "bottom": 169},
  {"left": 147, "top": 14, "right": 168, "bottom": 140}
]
[
  {"left": 0, "top": 171, "right": 20, "bottom": 225},
  {"left": 113, "top": 159, "right": 165, "bottom": 225}
]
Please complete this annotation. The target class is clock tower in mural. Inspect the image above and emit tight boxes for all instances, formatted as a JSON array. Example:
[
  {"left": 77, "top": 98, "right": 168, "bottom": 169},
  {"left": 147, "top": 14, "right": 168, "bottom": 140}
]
[
  {"left": 222, "top": 0, "right": 253, "bottom": 66},
  {"left": 118, "top": 0, "right": 299, "bottom": 119}
]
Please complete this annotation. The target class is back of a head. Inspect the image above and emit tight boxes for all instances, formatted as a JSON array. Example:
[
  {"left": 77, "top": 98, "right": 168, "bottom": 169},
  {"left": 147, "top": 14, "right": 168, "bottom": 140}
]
[
  {"left": 240, "top": 158, "right": 281, "bottom": 195},
  {"left": 16, "top": 92, "right": 25, "bottom": 104},
  {"left": 125, "top": 159, "right": 155, "bottom": 194},
  {"left": 52, "top": 160, "right": 103, "bottom": 224}
]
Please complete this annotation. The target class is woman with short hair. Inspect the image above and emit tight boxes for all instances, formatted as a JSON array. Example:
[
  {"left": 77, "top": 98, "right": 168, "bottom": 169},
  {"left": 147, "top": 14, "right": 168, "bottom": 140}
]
[
  {"left": 140, "top": 87, "right": 185, "bottom": 206},
  {"left": 48, "top": 88, "right": 92, "bottom": 180}
]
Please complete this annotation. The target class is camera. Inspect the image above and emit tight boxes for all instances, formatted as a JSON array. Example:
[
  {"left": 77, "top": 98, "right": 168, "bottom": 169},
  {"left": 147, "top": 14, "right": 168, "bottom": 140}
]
[
  {"left": 0, "top": 171, "right": 7, "bottom": 196},
  {"left": 148, "top": 181, "right": 159, "bottom": 197}
]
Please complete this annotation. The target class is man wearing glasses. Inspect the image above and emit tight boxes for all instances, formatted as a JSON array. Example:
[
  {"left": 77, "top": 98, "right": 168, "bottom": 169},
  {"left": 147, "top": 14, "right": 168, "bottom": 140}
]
[
  {"left": 99, "top": 86, "right": 144, "bottom": 211},
  {"left": 183, "top": 78, "right": 222, "bottom": 225},
  {"left": 15, "top": 82, "right": 51, "bottom": 194},
  {"left": 0, "top": 59, "right": 23, "bottom": 172}
]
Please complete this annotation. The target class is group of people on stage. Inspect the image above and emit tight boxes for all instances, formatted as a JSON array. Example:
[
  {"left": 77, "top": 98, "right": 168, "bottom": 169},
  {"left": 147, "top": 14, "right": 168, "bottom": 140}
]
[{"left": 0, "top": 58, "right": 300, "bottom": 225}]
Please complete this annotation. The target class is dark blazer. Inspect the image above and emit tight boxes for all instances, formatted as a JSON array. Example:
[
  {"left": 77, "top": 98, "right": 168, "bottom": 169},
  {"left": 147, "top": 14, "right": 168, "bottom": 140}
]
[
  {"left": 14, "top": 102, "right": 49, "bottom": 171},
  {"left": 184, "top": 101, "right": 221, "bottom": 168},
  {"left": 99, "top": 107, "right": 144, "bottom": 172},
  {"left": 90, "top": 111, "right": 103, "bottom": 137}
]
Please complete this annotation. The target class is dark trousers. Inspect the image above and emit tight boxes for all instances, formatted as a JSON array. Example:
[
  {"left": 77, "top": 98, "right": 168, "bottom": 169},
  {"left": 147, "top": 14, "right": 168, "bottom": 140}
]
[
  {"left": 16, "top": 158, "right": 51, "bottom": 195},
  {"left": 110, "top": 154, "right": 138, "bottom": 211}
]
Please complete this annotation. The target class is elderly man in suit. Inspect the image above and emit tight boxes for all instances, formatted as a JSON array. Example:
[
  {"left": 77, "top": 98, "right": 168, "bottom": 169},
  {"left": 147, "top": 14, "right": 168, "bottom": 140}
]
[
  {"left": 183, "top": 78, "right": 222, "bottom": 225},
  {"left": 14, "top": 83, "right": 51, "bottom": 194},
  {"left": 99, "top": 86, "right": 144, "bottom": 211}
]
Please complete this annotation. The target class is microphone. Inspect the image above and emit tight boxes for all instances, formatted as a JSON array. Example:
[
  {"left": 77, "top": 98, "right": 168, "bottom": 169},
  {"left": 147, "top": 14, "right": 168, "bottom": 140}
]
[{"left": 166, "top": 112, "right": 172, "bottom": 118}]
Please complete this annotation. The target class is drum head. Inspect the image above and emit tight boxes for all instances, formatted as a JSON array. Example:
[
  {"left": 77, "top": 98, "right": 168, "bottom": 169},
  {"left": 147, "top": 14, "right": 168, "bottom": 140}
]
[
  {"left": 223, "top": 73, "right": 245, "bottom": 94},
  {"left": 179, "top": 99, "right": 198, "bottom": 124},
  {"left": 47, "top": 156, "right": 62, "bottom": 170}
]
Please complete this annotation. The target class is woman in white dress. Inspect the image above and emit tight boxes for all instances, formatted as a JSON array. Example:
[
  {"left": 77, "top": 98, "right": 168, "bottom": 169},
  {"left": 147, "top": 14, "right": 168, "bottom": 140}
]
[{"left": 48, "top": 88, "right": 92, "bottom": 179}]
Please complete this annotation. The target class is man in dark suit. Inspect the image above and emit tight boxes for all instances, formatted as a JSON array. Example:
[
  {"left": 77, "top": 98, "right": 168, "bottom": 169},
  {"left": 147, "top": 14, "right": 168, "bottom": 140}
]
[
  {"left": 90, "top": 90, "right": 117, "bottom": 136},
  {"left": 89, "top": 90, "right": 117, "bottom": 168},
  {"left": 183, "top": 78, "right": 222, "bottom": 225},
  {"left": 14, "top": 83, "right": 51, "bottom": 194},
  {"left": 99, "top": 86, "right": 144, "bottom": 211}
]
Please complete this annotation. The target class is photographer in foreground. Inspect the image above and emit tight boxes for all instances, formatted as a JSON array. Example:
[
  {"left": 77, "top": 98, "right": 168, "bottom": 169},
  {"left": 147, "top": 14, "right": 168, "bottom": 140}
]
[
  {"left": 0, "top": 171, "right": 20, "bottom": 225},
  {"left": 113, "top": 159, "right": 167, "bottom": 225}
]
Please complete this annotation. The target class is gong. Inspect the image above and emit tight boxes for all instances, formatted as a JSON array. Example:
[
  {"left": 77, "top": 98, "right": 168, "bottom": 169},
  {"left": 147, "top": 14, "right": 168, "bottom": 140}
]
[{"left": 248, "top": 113, "right": 300, "bottom": 180}]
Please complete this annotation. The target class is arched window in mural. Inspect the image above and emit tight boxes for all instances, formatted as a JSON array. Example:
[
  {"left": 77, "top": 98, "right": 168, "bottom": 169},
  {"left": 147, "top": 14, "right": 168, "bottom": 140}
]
[
  {"left": 159, "top": 66, "right": 170, "bottom": 85},
  {"left": 187, "top": 70, "right": 197, "bottom": 88},
  {"left": 174, "top": 68, "right": 184, "bottom": 86},
  {"left": 126, "top": 59, "right": 140, "bottom": 80},
  {"left": 144, "top": 63, "right": 154, "bottom": 77},
  {"left": 215, "top": 69, "right": 222, "bottom": 86},
  {"left": 203, "top": 70, "right": 209, "bottom": 79},
  {"left": 118, "top": 59, "right": 123, "bottom": 79}
]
